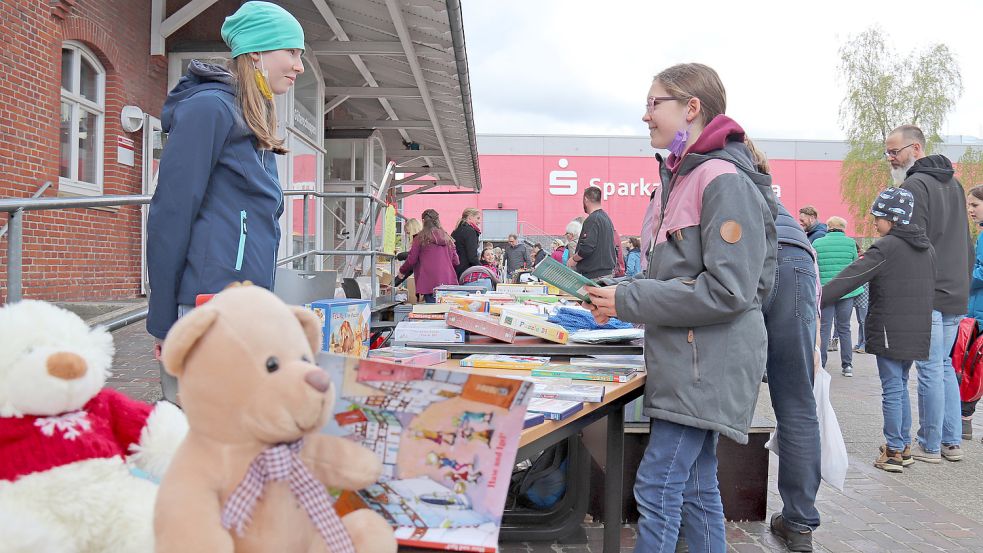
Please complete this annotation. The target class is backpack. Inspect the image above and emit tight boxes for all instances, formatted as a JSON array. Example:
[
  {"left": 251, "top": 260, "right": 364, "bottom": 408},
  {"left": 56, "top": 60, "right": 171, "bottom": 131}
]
[
  {"left": 950, "top": 317, "right": 983, "bottom": 402},
  {"left": 613, "top": 230, "right": 626, "bottom": 278},
  {"left": 507, "top": 442, "right": 568, "bottom": 510}
]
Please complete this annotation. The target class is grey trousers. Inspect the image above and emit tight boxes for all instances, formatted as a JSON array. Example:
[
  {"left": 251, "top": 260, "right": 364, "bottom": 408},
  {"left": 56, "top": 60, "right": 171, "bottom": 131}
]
[{"left": 158, "top": 304, "right": 193, "bottom": 404}]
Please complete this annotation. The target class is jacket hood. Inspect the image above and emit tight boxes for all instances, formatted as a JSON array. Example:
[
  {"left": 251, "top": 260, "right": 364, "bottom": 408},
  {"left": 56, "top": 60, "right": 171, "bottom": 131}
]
[
  {"left": 888, "top": 224, "right": 931, "bottom": 250},
  {"left": 907, "top": 154, "right": 955, "bottom": 181},
  {"left": 809, "top": 222, "right": 828, "bottom": 234},
  {"left": 667, "top": 114, "right": 745, "bottom": 172},
  {"left": 775, "top": 202, "right": 813, "bottom": 255},
  {"left": 161, "top": 60, "right": 235, "bottom": 132}
]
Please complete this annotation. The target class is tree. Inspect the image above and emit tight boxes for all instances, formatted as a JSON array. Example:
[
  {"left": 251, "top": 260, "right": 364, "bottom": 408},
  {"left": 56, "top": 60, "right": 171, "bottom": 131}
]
[
  {"left": 837, "top": 27, "right": 962, "bottom": 235},
  {"left": 958, "top": 147, "right": 983, "bottom": 240}
]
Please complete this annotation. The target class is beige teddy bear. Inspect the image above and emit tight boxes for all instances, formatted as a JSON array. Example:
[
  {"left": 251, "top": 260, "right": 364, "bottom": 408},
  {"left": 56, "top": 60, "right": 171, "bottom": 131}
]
[{"left": 154, "top": 285, "right": 396, "bottom": 553}]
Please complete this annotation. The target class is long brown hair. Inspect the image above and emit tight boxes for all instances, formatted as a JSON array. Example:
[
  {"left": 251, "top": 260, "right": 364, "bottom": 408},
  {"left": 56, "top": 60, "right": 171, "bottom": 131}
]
[
  {"left": 744, "top": 136, "right": 770, "bottom": 174},
  {"left": 230, "top": 55, "right": 287, "bottom": 154},
  {"left": 969, "top": 184, "right": 983, "bottom": 202},
  {"left": 417, "top": 209, "right": 453, "bottom": 247}
]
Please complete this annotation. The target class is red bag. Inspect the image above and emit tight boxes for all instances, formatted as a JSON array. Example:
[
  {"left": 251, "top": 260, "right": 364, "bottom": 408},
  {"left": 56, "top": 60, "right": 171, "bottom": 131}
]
[{"left": 951, "top": 317, "right": 983, "bottom": 403}]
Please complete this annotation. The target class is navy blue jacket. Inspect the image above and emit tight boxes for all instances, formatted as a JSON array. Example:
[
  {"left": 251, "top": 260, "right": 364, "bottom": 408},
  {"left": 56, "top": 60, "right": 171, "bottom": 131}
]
[{"left": 146, "top": 61, "right": 284, "bottom": 339}]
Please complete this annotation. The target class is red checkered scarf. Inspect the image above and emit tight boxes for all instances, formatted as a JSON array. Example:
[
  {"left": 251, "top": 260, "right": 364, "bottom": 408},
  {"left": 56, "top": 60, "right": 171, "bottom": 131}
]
[{"left": 220, "top": 439, "right": 355, "bottom": 553}]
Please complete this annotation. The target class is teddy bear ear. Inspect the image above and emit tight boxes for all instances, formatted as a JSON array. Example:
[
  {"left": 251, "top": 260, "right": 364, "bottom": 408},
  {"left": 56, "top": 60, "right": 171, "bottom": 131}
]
[
  {"left": 161, "top": 308, "right": 219, "bottom": 378},
  {"left": 289, "top": 306, "right": 323, "bottom": 356}
]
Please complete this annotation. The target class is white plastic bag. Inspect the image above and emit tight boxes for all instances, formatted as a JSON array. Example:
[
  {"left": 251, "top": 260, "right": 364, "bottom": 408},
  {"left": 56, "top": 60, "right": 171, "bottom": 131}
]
[{"left": 764, "top": 367, "right": 848, "bottom": 491}]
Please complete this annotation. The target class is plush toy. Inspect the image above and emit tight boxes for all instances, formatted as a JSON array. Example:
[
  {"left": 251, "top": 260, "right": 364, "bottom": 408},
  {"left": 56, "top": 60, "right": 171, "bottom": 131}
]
[
  {"left": 0, "top": 300, "right": 188, "bottom": 553},
  {"left": 155, "top": 285, "right": 396, "bottom": 553}
]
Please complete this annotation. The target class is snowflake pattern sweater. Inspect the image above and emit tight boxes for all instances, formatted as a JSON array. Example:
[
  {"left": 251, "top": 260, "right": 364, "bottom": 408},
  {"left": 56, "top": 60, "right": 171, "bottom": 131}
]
[{"left": 0, "top": 389, "right": 152, "bottom": 482}]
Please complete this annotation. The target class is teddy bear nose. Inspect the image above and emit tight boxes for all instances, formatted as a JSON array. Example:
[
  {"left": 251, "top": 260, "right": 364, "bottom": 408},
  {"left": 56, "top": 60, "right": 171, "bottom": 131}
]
[
  {"left": 47, "top": 352, "right": 88, "bottom": 380},
  {"left": 304, "top": 370, "right": 331, "bottom": 393}
]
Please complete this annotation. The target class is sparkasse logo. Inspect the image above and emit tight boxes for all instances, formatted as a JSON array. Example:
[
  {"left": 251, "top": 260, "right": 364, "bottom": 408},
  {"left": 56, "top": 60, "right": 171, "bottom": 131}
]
[{"left": 547, "top": 158, "right": 659, "bottom": 200}]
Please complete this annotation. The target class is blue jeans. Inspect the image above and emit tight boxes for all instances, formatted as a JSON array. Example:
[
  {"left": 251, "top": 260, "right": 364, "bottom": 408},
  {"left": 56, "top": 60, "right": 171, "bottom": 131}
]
[
  {"left": 762, "top": 245, "right": 821, "bottom": 531},
  {"left": 634, "top": 419, "right": 726, "bottom": 553},
  {"left": 941, "top": 313, "right": 964, "bottom": 445},
  {"left": 876, "top": 356, "right": 913, "bottom": 451},
  {"left": 820, "top": 298, "right": 854, "bottom": 369}
]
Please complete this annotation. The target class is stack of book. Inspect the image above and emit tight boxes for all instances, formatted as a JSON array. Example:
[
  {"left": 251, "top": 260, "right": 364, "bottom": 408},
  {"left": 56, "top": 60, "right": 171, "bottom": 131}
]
[
  {"left": 530, "top": 363, "right": 639, "bottom": 383},
  {"left": 407, "top": 303, "right": 451, "bottom": 320},
  {"left": 392, "top": 320, "right": 466, "bottom": 345},
  {"left": 446, "top": 310, "right": 518, "bottom": 343},
  {"left": 367, "top": 346, "right": 448, "bottom": 366},
  {"left": 459, "top": 354, "right": 550, "bottom": 370},
  {"left": 527, "top": 397, "right": 584, "bottom": 421}
]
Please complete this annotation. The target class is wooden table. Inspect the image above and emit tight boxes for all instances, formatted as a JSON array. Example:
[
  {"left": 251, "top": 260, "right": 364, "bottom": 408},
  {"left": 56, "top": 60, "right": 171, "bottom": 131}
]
[{"left": 402, "top": 334, "right": 644, "bottom": 357}]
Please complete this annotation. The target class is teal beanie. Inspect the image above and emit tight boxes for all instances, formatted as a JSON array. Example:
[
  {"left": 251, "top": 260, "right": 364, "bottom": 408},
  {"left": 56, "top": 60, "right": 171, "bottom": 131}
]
[{"left": 221, "top": 2, "right": 305, "bottom": 58}]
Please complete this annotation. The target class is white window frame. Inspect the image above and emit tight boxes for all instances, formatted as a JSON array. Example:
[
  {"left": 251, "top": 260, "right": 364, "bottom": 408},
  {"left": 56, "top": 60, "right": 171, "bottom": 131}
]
[{"left": 59, "top": 41, "right": 106, "bottom": 196}]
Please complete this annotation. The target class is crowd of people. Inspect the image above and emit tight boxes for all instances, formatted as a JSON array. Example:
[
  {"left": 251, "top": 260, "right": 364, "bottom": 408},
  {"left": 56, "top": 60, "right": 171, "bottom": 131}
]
[{"left": 142, "top": 9, "right": 979, "bottom": 548}]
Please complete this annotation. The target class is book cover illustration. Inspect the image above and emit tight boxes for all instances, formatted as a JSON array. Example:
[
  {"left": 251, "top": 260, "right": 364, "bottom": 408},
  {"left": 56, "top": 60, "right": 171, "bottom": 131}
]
[
  {"left": 309, "top": 299, "right": 372, "bottom": 357},
  {"left": 318, "top": 353, "right": 534, "bottom": 552},
  {"left": 529, "top": 256, "right": 599, "bottom": 303},
  {"left": 458, "top": 354, "right": 550, "bottom": 370},
  {"left": 530, "top": 363, "right": 639, "bottom": 383}
]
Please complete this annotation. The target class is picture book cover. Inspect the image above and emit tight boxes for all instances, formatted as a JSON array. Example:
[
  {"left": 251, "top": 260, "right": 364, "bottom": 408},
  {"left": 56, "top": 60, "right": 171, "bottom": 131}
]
[
  {"left": 530, "top": 363, "right": 639, "bottom": 383},
  {"left": 458, "top": 354, "right": 550, "bottom": 370},
  {"left": 529, "top": 256, "right": 599, "bottom": 303},
  {"left": 526, "top": 398, "right": 584, "bottom": 421},
  {"left": 318, "top": 353, "right": 535, "bottom": 552},
  {"left": 308, "top": 299, "right": 372, "bottom": 357},
  {"left": 368, "top": 346, "right": 448, "bottom": 367}
]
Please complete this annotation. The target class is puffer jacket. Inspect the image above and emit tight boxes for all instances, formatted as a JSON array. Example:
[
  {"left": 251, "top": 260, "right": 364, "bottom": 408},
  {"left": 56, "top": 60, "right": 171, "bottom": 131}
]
[
  {"left": 814, "top": 229, "right": 862, "bottom": 299},
  {"left": 821, "top": 224, "right": 935, "bottom": 360},
  {"left": 615, "top": 115, "right": 778, "bottom": 445},
  {"left": 967, "top": 230, "right": 983, "bottom": 320}
]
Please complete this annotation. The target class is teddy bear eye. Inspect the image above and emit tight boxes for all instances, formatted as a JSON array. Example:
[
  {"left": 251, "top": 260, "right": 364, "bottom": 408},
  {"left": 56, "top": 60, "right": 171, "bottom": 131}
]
[
  {"left": 265, "top": 356, "right": 280, "bottom": 373},
  {"left": 301, "top": 355, "right": 311, "bottom": 363}
]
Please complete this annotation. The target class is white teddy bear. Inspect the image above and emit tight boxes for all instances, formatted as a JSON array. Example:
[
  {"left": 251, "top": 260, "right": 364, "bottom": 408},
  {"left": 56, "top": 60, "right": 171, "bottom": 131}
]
[{"left": 0, "top": 300, "right": 187, "bottom": 553}]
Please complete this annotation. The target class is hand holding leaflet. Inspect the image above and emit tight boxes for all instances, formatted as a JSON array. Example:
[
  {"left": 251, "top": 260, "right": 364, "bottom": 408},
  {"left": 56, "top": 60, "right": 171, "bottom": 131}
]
[{"left": 530, "top": 257, "right": 600, "bottom": 303}]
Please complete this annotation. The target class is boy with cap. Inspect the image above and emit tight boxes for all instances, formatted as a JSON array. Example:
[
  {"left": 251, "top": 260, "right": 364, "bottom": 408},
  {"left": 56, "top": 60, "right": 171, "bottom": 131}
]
[{"left": 821, "top": 188, "right": 936, "bottom": 472}]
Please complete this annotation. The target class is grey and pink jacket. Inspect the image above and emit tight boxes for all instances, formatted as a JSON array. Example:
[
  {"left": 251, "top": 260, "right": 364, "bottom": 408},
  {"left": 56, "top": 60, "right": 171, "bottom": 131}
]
[{"left": 615, "top": 115, "right": 778, "bottom": 444}]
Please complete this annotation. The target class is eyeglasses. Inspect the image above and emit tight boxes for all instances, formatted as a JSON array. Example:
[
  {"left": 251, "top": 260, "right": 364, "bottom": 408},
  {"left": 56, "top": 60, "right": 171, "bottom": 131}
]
[
  {"left": 646, "top": 96, "right": 686, "bottom": 113},
  {"left": 884, "top": 143, "right": 915, "bottom": 159}
]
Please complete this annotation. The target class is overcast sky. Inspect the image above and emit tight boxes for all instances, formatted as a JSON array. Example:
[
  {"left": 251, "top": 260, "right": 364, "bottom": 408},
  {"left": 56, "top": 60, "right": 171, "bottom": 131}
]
[{"left": 459, "top": 0, "right": 983, "bottom": 141}]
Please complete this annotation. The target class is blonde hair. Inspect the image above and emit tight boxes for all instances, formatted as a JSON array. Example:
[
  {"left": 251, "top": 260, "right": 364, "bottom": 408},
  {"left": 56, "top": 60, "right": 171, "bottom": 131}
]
[
  {"left": 457, "top": 208, "right": 480, "bottom": 229},
  {"left": 744, "top": 137, "right": 770, "bottom": 174},
  {"left": 231, "top": 55, "right": 286, "bottom": 154},
  {"left": 826, "top": 216, "right": 847, "bottom": 230},
  {"left": 404, "top": 218, "right": 422, "bottom": 237},
  {"left": 654, "top": 63, "right": 727, "bottom": 128}
]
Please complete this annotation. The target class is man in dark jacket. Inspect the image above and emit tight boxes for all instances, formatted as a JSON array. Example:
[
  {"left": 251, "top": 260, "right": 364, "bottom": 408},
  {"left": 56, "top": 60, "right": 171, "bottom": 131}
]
[
  {"left": 798, "top": 206, "right": 827, "bottom": 242},
  {"left": 569, "top": 186, "right": 616, "bottom": 279},
  {"left": 822, "top": 187, "right": 935, "bottom": 472},
  {"left": 889, "top": 124, "right": 972, "bottom": 462},
  {"left": 503, "top": 234, "right": 532, "bottom": 277}
]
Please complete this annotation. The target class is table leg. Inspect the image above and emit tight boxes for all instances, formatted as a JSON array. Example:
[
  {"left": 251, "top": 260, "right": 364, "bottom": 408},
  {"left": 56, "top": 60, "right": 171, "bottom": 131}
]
[{"left": 604, "top": 407, "right": 625, "bottom": 553}]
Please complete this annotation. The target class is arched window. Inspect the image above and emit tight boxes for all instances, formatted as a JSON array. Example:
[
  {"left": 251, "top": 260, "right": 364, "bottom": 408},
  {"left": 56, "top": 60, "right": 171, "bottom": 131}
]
[{"left": 60, "top": 42, "right": 105, "bottom": 195}]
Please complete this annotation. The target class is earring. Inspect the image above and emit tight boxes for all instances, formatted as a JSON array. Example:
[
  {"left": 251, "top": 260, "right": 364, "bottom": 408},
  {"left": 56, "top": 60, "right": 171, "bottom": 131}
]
[{"left": 253, "top": 67, "right": 273, "bottom": 100}]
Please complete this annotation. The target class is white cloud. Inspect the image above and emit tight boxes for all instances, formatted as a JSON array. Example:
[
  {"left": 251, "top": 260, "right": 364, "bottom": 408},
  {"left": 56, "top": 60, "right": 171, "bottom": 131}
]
[{"left": 461, "top": 0, "right": 983, "bottom": 140}]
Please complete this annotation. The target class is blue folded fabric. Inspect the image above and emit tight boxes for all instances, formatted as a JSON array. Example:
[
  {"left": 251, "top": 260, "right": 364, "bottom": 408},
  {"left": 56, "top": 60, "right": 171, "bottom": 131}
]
[{"left": 548, "top": 307, "right": 633, "bottom": 332}]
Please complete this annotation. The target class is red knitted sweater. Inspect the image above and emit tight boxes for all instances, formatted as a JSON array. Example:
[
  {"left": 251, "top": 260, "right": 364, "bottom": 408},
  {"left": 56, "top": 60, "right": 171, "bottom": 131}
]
[{"left": 0, "top": 388, "right": 152, "bottom": 482}]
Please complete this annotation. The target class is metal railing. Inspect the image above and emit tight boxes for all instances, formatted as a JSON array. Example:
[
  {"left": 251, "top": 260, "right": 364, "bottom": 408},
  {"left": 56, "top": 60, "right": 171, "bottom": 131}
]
[{"left": 0, "top": 168, "right": 396, "bottom": 305}]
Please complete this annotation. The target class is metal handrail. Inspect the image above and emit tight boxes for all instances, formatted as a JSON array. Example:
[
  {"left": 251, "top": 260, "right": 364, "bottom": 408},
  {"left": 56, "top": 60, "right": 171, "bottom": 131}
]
[{"left": 0, "top": 181, "right": 51, "bottom": 238}]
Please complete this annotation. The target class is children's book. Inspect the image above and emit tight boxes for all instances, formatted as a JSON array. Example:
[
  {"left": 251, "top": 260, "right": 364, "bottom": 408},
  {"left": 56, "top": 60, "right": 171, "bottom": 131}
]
[
  {"left": 368, "top": 346, "right": 448, "bottom": 367},
  {"left": 498, "top": 310, "right": 569, "bottom": 344},
  {"left": 526, "top": 397, "right": 584, "bottom": 421},
  {"left": 446, "top": 310, "right": 517, "bottom": 343},
  {"left": 530, "top": 363, "right": 638, "bottom": 383},
  {"left": 318, "top": 353, "right": 534, "bottom": 553},
  {"left": 529, "top": 256, "right": 599, "bottom": 303},
  {"left": 523, "top": 411, "right": 546, "bottom": 429},
  {"left": 458, "top": 354, "right": 550, "bottom": 370},
  {"left": 393, "top": 321, "right": 466, "bottom": 345},
  {"left": 528, "top": 379, "right": 605, "bottom": 403}
]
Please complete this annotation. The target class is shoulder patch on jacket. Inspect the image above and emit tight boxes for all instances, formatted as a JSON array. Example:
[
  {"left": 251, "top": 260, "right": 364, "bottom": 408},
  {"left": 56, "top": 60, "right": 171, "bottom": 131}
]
[{"left": 720, "top": 220, "right": 742, "bottom": 244}]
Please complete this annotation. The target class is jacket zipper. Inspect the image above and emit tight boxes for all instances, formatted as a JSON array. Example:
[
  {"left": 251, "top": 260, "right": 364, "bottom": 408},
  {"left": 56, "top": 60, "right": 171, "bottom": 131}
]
[
  {"left": 235, "top": 210, "right": 248, "bottom": 271},
  {"left": 266, "top": 149, "right": 283, "bottom": 285},
  {"left": 688, "top": 328, "right": 700, "bottom": 382},
  {"left": 883, "top": 326, "right": 889, "bottom": 349}
]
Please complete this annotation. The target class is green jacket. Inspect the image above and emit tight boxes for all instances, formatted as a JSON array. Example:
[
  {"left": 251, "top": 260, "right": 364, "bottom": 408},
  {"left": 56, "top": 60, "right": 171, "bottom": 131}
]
[{"left": 814, "top": 229, "right": 862, "bottom": 299}]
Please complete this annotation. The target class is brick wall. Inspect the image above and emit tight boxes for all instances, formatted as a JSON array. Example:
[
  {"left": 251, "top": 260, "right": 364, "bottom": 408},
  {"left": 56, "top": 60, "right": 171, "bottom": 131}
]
[{"left": 0, "top": 0, "right": 236, "bottom": 303}]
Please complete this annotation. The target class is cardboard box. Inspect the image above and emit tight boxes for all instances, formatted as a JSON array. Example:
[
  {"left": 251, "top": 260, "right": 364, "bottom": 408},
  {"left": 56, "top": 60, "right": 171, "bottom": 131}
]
[
  {"left": 446, "top": 309, "right": 517, "bottom": 343},
  {"left": 392, "top": 321, "right": 466, "bottom": 344},
  {"left": 499, "top": 310, "right": 569, "bottom": 344},
  {"left": 308, "top": 299, "right": 372, "bottom": 357},
  {"left": 368, "top": 346, "right": 448, "bottom": 366}
]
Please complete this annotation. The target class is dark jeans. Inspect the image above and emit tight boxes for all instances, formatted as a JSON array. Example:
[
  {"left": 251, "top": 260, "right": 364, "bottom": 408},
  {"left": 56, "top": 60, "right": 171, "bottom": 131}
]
[
  {"left": 762, "top": 244, "right": 822, "bottom": 531},
  {"left": 854, "top": 300, "right": 868, "bottom": 348},
  {"left": 820, "top": 298, "right": 854, "bottom": 369}
]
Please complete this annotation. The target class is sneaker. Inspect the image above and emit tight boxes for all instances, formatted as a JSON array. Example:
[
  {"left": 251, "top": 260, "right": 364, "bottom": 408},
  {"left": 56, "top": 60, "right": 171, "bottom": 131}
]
[
  {"left": 901, "top": 444, "right": 915, "bottom": 466},
  {"left": 911, "top": 445, "right": 942, "bottom": 464},
  {"left": 769, "top": 513, "right": 813, "bottom": 552},
  {"left": 942, "top": 444, "right": 963, "bottom": 462},
  {"left": 963, "top": 418, "right": 973, "bottom": 440},
  {"left": 853, "top": 346, "right": 866, "bottom": 354},
  {"left": 874, "top": 445, "right": 904, "bottom": 473},
  {"left": 828, "top": 337, "right": 839, "bottom": 352},
  {"left": 841, "top": 365, "right": 853, "bottom": 377}
]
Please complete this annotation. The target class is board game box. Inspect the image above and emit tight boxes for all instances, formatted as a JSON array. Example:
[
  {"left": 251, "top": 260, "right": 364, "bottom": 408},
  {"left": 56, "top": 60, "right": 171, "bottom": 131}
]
[{"left": 308, "top": 298, "right": 371, "bottom": 357}]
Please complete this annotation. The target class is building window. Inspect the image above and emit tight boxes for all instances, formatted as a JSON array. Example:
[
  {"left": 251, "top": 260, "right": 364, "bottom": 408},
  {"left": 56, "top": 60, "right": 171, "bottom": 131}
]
[{"left": 60, "top": 42, "right": 105, "bottom": 195}]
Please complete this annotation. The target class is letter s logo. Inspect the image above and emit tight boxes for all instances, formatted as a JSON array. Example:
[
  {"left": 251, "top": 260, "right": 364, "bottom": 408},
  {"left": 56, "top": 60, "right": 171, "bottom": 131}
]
[{"left": 549, "top": 158, "right": 578, "bottom": 196}]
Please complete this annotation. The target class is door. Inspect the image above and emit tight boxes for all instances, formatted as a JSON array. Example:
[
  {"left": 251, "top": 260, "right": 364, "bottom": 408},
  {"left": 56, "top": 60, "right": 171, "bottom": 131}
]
[{"left": 141, "top": 115, "right": 165, "bottom": 295}]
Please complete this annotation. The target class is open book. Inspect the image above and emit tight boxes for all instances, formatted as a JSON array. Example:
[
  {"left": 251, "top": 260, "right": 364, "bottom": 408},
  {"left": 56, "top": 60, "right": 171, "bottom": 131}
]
[
  {"left": 318, "top": 352, "right": 534, "bottom": 552},
  {"left": 530, "top": 256, "right": 599, "bottom": 303}
]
